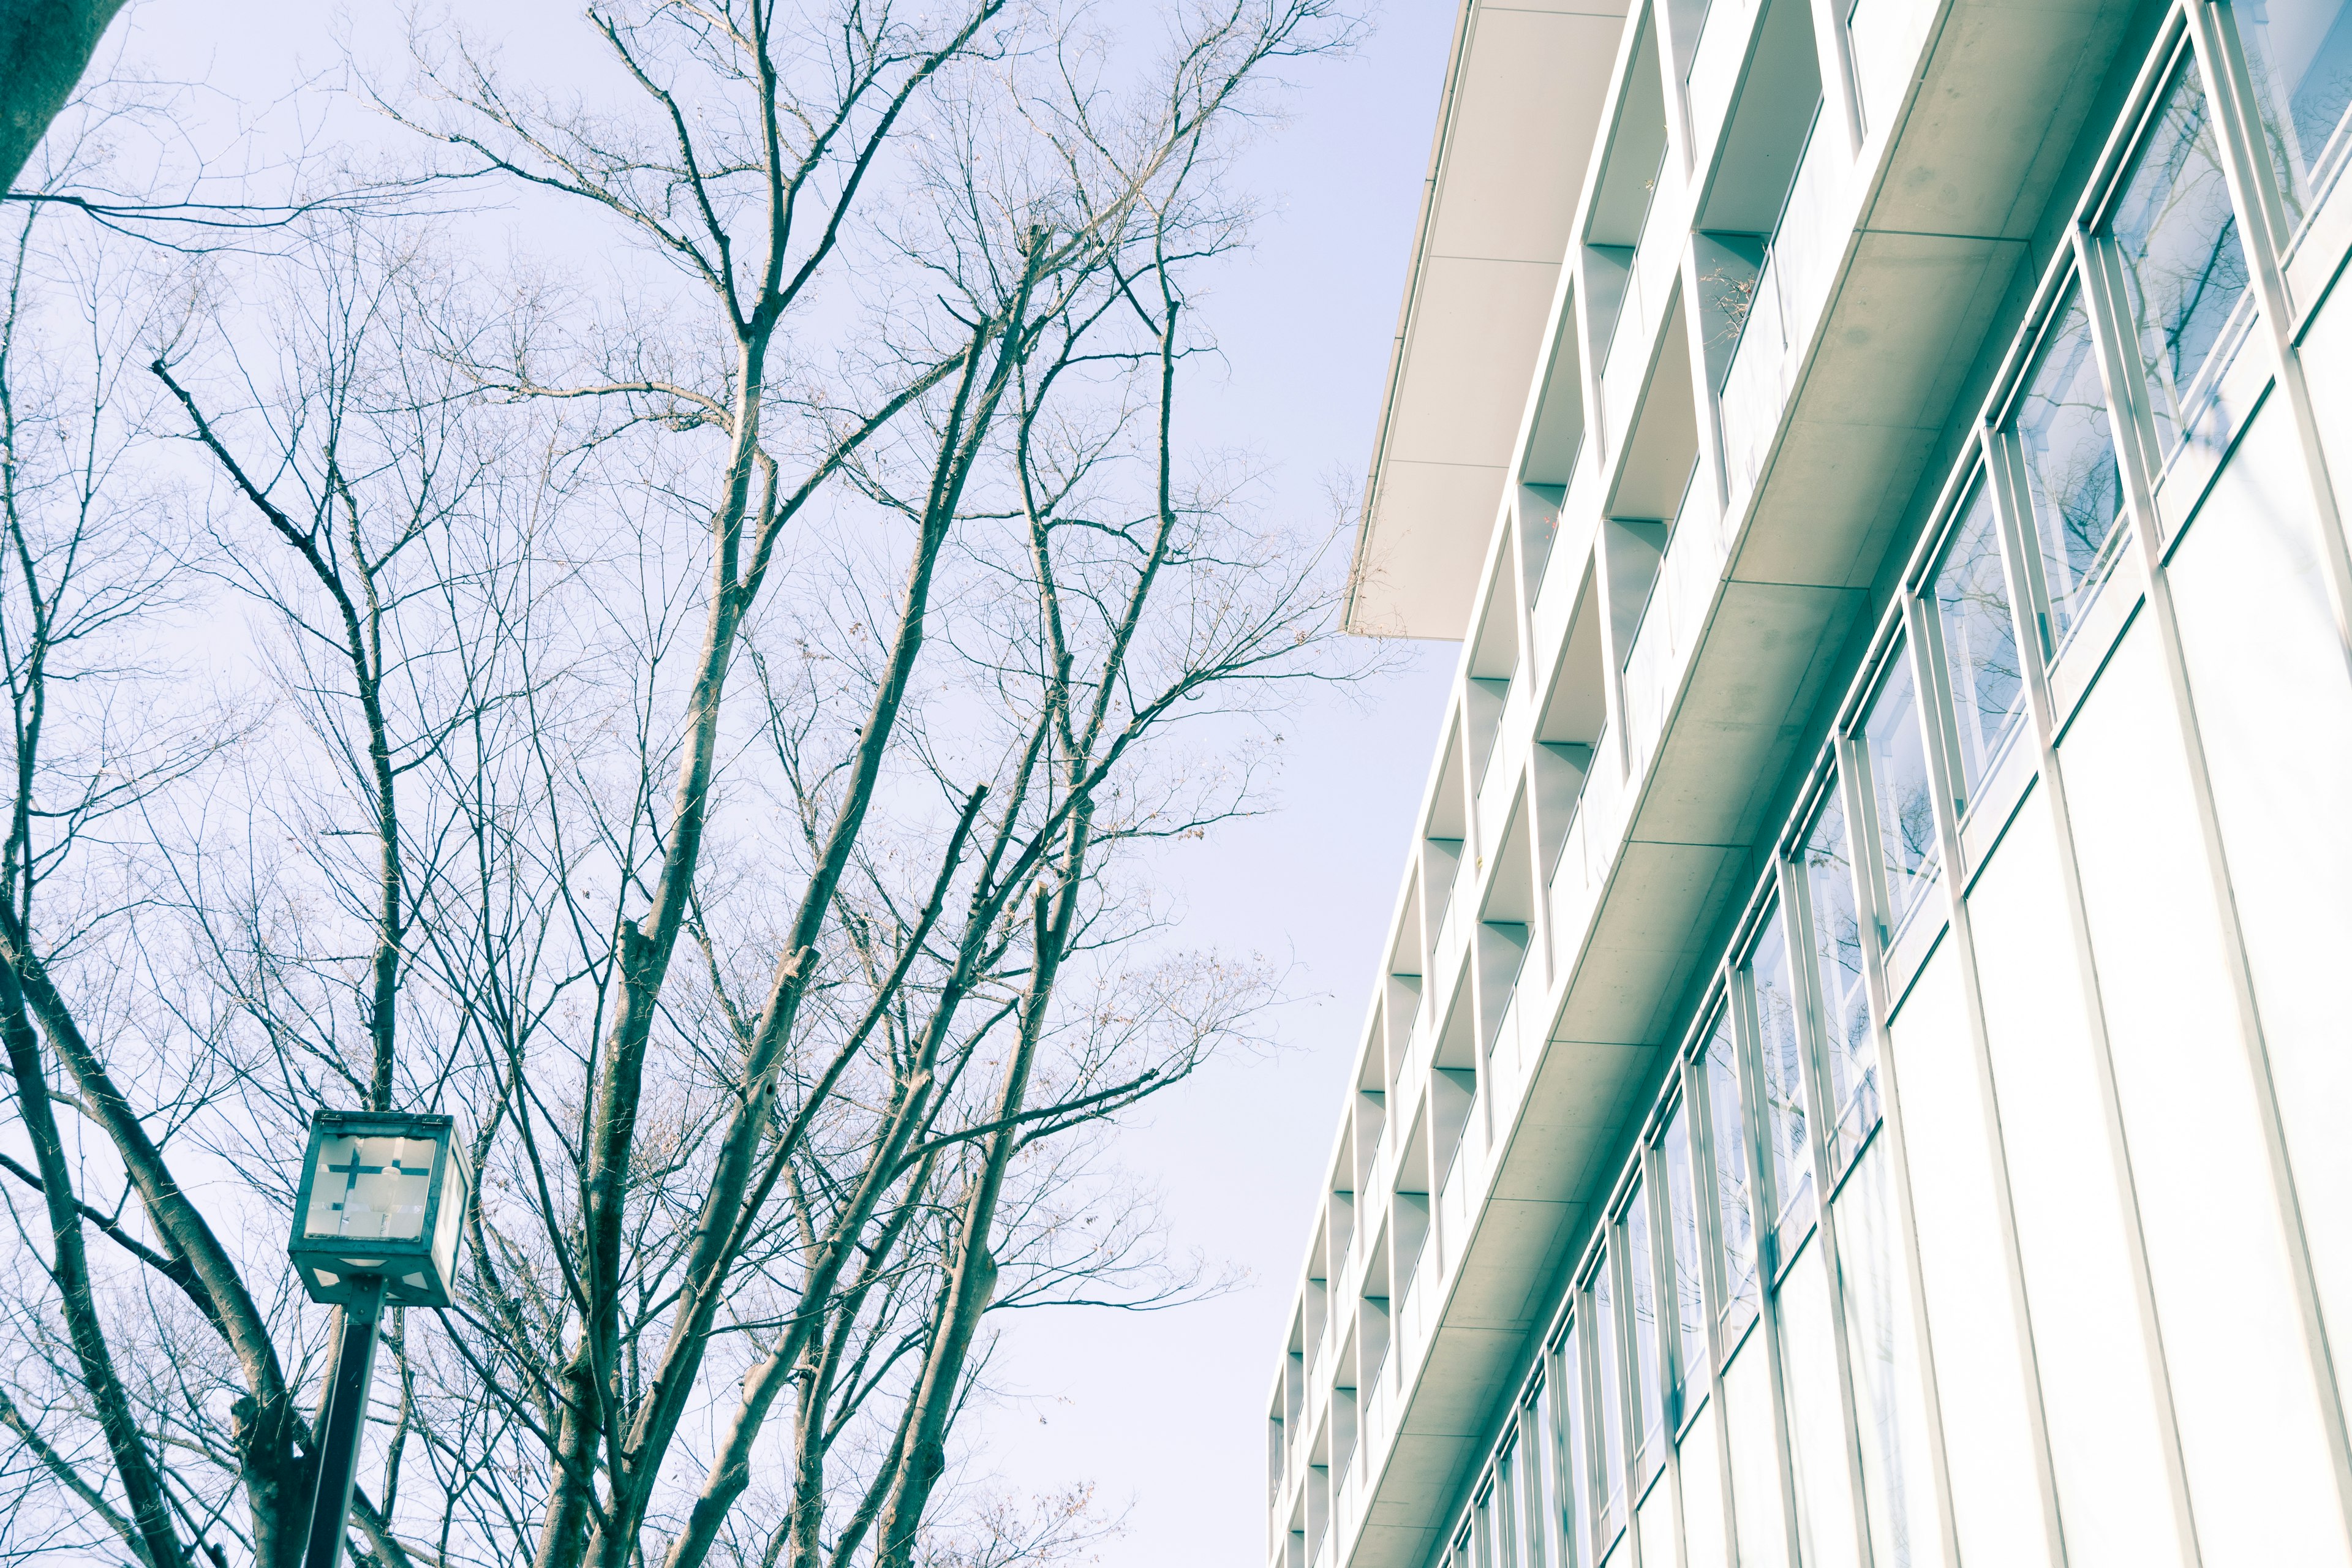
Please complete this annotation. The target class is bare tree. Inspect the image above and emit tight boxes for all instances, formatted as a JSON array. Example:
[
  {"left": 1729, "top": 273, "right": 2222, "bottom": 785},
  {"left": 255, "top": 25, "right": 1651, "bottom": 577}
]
[{"left": 0, "top": 3, "right": 1366, "bottom": 1568}]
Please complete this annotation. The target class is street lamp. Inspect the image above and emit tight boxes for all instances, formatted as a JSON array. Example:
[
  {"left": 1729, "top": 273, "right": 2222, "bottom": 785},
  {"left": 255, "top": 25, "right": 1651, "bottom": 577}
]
[{"left": 287, "top": 1110, "right": 469, "bottom": 1568}]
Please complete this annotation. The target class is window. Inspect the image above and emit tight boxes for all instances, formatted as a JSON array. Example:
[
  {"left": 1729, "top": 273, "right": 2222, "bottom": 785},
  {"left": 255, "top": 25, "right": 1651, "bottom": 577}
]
[
  {"left": 2011, "top": 283, "right": 2128, "bottom": 652},
  {"left": 1861, "top": 646, "right": 1942, "bottom": 938},
  {"left": 1529, "top": 1382, "right": 1561, "bottom": 1568},
  {"left": 1703, "top": 1011, "right": 1760, "bottom": 1340},
  {"left": 1748, "top": 908, "right": 1816, "bottom": 1246},
  {"left": 2104, "top": 55, "right": 2250, "bottom": 453},
  {"left": 2234, "top": 0, "right": 2352, "bottom": 227},
  {"left": 1556, "top": 1326, "right": 1591, "bottom": 1567},
  {"left": 1662, "top": 1100, "right": 1708, "bottom": 1404},
  {"left": 1801, "top": 778, "right": 1878, "bottom": 1161},
  {"left": 1593, "top": 1267, "right": 1627, "bottom": 1533},
  {"left": 1624, "top": 1188, "right": 1665, "bottom": 1468},
  {"left": 1930, "top": 480, "right": 2027, "bottom": 805}
]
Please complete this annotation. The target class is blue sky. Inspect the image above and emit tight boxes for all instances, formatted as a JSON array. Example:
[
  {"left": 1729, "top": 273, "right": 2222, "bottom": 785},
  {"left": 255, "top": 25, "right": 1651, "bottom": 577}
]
[{"left": 965, "top": 7, "right": 1461, "bottom": 1558}]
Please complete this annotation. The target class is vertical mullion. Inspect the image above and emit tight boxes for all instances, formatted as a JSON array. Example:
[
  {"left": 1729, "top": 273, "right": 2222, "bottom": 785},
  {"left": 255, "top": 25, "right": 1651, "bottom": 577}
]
[
  {"left": 2067, "top": 222, "right": 2160, "bottom": 570},
  {"left": 1808, "top": 0, "right": 1866, "bottom": 155},
  {"left": 1729, "top": 913, "right": 1806, "bottom": 1568},
  {"left": 1640, "top": 1136, "right": 1691, "bottom": 1567},
  {"left": 1727, "top": 943, "right": 1779, "bottom": 1268},
  {"left": 1608, "top": 1214, "right": 1645, "bottom": 1568},
  {"left": 1577, "top": 1280, "right": 1610, "bottom": 1568},
  {"left": 1646, "top": 1120, "right": 1683, "bottom": 1434}
]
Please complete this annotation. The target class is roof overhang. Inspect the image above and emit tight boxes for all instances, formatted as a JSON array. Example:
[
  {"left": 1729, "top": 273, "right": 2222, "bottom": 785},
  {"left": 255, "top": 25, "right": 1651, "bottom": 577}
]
[{"left": 1347, "top": 0, "right": 1630, "bottom": 640}]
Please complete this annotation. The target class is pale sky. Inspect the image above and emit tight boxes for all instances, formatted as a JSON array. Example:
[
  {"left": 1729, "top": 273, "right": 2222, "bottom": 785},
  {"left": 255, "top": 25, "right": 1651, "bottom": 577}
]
[
  {"left": 954, "top": 6, "right": 1461, "bottom": 1554},
  {"left": 80, "top": 1, "right": 1463, "bottom": 1559}
]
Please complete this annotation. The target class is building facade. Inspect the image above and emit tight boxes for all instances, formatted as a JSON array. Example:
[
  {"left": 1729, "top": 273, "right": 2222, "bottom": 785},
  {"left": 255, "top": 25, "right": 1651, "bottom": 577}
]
[{"left": 1270, "top": 3, "right": 2352, "bottom": 1567}]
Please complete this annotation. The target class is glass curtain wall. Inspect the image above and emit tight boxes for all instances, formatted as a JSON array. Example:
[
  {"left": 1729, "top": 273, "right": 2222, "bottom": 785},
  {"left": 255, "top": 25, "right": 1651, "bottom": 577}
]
[
  {"left": 2103, "top": 50, "right": 2250, "bottom": 456},
  {"left": 1416, "top": 9, "right": 2352, "bottom": 1566},
  {"left": 1661, "top": 1101, "right": 1708, "bottom": 1414},
  {"left": 1928, "top": 478, "right": 2026, "bottom": 811},
  {"left": 2235, "top": 0, "right": 2352, "bottom": 229},
  {"left": 2010, "top": 285, "right": 2127, "bottom": 654},
  {"left": 1703, "top": 1011, "right": 1759, "bottom": 1344},
  {"left": 1801, "top": 782, "right": 1875, "bottom": 1166}
]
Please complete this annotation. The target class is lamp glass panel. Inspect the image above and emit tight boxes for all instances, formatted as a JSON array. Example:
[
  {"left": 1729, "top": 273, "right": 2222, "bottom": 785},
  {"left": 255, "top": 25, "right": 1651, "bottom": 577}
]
[{"left": 303, "top": 1134, "right": 437, "bottom": 1243}]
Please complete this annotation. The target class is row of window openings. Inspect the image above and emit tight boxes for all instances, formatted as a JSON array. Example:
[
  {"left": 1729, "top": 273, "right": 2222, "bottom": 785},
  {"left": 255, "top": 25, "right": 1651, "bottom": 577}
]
[
  {"left": 1581, "top": 23, "right": 2279, "bottom": 951},
  {"left": 1591, "top": 0, "right": 2321, "bottom": 629},
  {"left": 1430, "top": 941, "right": 1887, "bottom": 1568}
]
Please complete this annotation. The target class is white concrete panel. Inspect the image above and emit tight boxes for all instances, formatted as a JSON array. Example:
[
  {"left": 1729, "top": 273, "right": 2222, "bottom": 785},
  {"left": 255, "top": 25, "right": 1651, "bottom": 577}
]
[
  {"left": 1372, "top": 1433, "right": 1477, "bottom": 1518},
  {"left": 1349, "top": 1523, "right": 1441, "bottom": 1568},
  {"left": 1431, "top": 9, "right": 1628, "bottom": 265},
  {"left": 1389, "top": 257, "right": 1565, "bottom": 469},
  {"left": 1564, "top": 843, "right": 1743, "bottom": 1042},
  {"left": 1633, "top": 582, "right": 1861, "bottom": 842},
  {"left": 1637, "top": 1475, "right": 1682, "bottom": 1568},
  {"left": 1777, "top": 1245, "right": 1863, "bottom": 1568},
  {"left": 1796, "top": 233, "right": 2019, "bottom": 433},
  {"left": 1406, "top": 1326, "right": 1528, "bottom": 1436},
  {"left": 2297, "top": 277, "right": 2352, "bottom": 496},
  {"left": 1883, "top": 945, "right": 2052, "bottom": 1568},
  {"left": 1830, "top": 1139, "right": 1947, "bottom": 1568},
  {"left": 1504, "top": 1037, "right": 1649, "bottom": 1200},
  {"left": 2066, "top": 588, "right": 2352, "bottom": 1567},
  {"left": 1735, "top": 420, "right": 1934, "bottom": 587},
  {"left": 1722, "top": 1339, "right": 1790, "bottom": 1568},
  {"left": 1354, "top": 459, "right": 1506, "bottom": 638},
  {"left": 1863, "top": 0, "right": 2135, "bottom": 241},
  {"left": 1965, "top": 785, "right": 2188, "bottom": 1568},
  {"left": 2174, "top": 371, "right": 2352, "bottom": 1413},
  {"left": 1449, "top": 1197, "right": 1577, "bottom": 1329},
  {"left": 1677, "top": 1404, "right": 1730, "bottom": 1568}
]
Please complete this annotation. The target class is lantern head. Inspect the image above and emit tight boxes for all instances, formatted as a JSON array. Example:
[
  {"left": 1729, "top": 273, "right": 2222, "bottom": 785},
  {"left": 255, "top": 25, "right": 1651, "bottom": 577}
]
[{"left": 287, "top": 1110, "right": 469, "bottom": 1310}]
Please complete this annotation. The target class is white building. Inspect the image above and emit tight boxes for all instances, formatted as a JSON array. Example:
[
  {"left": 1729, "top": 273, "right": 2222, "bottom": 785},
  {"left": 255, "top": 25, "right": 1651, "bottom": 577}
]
[{"left": 1270, "top": 2, "right": 2352, "bottom": 1567}]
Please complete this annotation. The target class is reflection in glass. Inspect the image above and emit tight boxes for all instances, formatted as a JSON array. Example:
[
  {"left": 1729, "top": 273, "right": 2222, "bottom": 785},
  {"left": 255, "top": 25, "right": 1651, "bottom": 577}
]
[
  {"left": 1704, "top": 1012, "right": 1760, "bottom": 1340},
  {"left": 1594, "top": 1270, "right": 1627, "bottom": 1532},
  {"left": 1932, "top": 482, "right": 2027, "bottom": 804},
  {"left": 2012, "top": 285, "right": 2127, "bottom": 651},
  {"left": 1863, "top": 648, "right": 1943, "bottom": 936},
  {"left": 1749, "top": 910, "right": 1816, "bottom": 1245},
  {"left": 1559, "top": 1326, "right": 1591, "bottom": 1567},
  {"left": 1625, "top": 1188, "right": 1664, "bottom": 1464},
  {"left": 303, "top": 1134, "right": 437, "bottom": 1242},
  {"left": 1494, "top": 1436, "right": 1521, "bottom": 1568},
  {"left": 1803, "top": 779, "right": 1879, "bottom": 1163},
  {"left": 2106, "top": 59, "right": 2249, "bottom": 454},
  {"left": 2236, "top": 0, "right": 2352, "bottom": 227},
  {"left": 1662, "top": 1102, "right": 1708, "bottom": 1402}
]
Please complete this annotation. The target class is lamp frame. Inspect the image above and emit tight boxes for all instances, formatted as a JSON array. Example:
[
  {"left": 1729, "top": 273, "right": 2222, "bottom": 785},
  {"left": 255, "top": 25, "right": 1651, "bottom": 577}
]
[{"left": 287, "top": 1109, "right": 469, "bottom": 1310}]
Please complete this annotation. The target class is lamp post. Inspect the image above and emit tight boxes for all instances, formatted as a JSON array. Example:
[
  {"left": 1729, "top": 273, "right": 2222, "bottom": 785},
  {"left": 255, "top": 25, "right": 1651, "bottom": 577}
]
[{"left": 286, "top": 1110, "right": 469, "bottom": 1568}]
